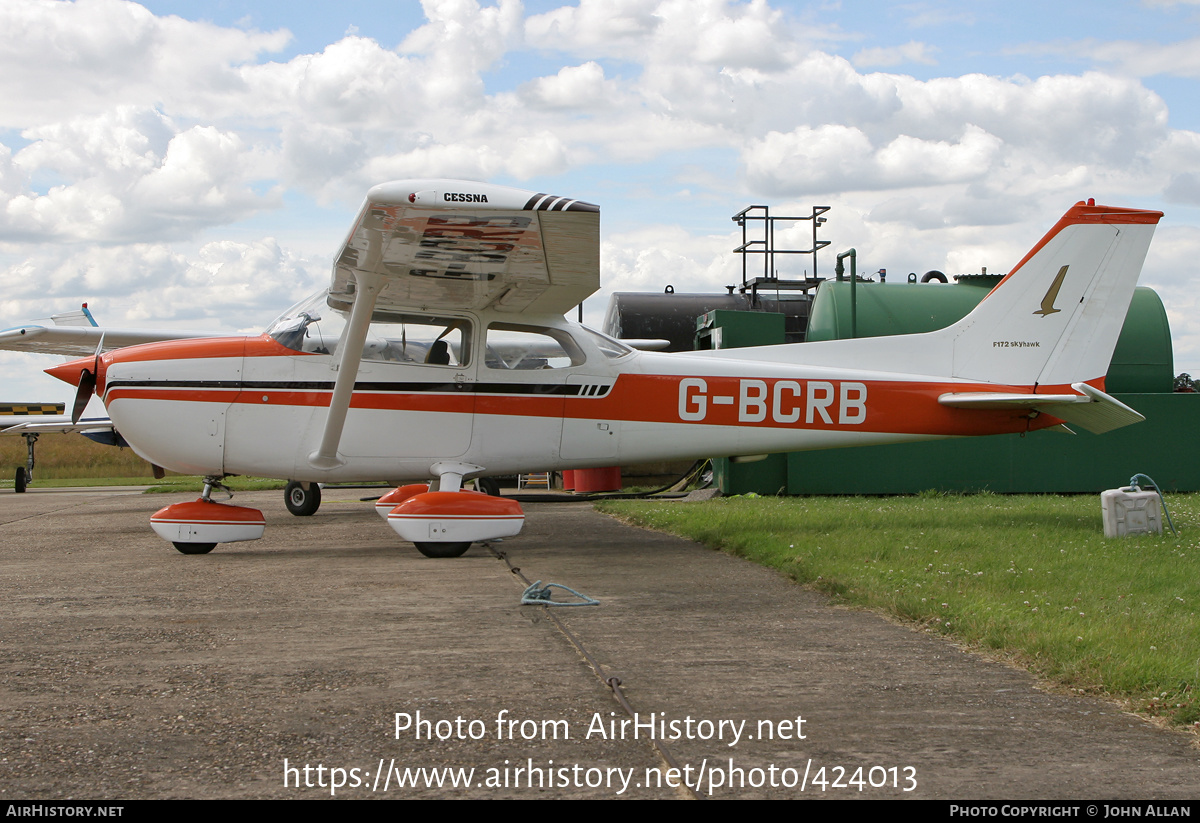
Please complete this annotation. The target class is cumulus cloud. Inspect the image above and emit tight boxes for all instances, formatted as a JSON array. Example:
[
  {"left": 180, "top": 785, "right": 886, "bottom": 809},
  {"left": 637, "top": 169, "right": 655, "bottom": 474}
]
[
  {"left": 0, "top": 0, "right": 290, "bottom": 128},
  {"left": 744, "top": 124, "right": 1003, "bottom": 195},
  {"left": 597, "top": 225, "right": 737, "bottom": 313},
  {"left": 0, "top": 107, "right": 278, "bottom": 243},
  {"left": 1139, "top": 225, "right": 1200, "bottom": 374},
  {"left": 521, "top": 62, "right": 618, "bottom": 109},
  {"left": 0, "top": 238, "right": 324, "bottom": 331},
  {"left": 1, "top": 0, "right": 1199, "bottom": 385}
]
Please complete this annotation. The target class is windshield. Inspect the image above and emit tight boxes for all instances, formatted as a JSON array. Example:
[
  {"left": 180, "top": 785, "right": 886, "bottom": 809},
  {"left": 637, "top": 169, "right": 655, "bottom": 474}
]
[
  {"left": 266, "top": 291, "right": 472, "bottom": 366},
  {"left": 266, "top": 291, "right": 341, "bottom": 354},
  {"left": 578, "top": 325, "right": 634, "bottom": 359}
]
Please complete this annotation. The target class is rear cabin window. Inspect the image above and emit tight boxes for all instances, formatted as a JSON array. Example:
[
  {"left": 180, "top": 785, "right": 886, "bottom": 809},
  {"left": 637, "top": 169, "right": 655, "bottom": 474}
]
[{"left": 484, "top": 324, "right": 585, "bottom": 370}]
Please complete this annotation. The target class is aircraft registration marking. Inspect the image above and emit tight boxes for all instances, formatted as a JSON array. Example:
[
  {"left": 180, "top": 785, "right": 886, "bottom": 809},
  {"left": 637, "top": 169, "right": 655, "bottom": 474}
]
[{"left": 678, "top": 378, "right": 868, "bottom": 425}]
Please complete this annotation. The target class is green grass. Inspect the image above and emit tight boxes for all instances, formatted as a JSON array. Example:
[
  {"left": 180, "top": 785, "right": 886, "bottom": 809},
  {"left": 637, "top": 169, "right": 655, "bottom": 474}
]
[
  {"left": 0, "top": 476, "right": 163, "bottom": 488},
  {"left": 0, "top": 433, "right": 289, "bottom": 492},
  {"left": 0, "top": 432, "right": 156, "bottom": 479},
  {"left": 598, "top": 493, "right": 1200, "bottom": 727}
]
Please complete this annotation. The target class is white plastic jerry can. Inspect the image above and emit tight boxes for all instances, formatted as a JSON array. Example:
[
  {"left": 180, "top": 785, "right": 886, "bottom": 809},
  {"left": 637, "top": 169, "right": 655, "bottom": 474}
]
[{"left": 1101, "top": 487, "right": 1163, "bottom": 538}]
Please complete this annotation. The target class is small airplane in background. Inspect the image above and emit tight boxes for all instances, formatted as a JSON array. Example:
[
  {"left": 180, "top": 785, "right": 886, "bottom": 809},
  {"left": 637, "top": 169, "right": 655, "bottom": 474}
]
[
  {"left": 35, "top": 179, "right": 1158, "bottom": 557},
  {"left": 0, "top": 304, "right": 225, "bottom": 491},
  {"left": 0, "top": 303, "right": 224, "bottom": 358}
]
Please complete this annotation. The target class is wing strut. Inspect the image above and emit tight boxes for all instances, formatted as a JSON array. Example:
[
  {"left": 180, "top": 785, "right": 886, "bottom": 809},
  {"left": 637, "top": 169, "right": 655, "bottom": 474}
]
[{"left": 308, "top": 271, "right": 386, "bottom": 469}]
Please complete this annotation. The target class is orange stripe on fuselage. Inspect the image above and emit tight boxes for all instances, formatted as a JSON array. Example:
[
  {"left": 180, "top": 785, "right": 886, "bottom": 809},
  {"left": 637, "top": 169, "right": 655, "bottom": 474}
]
[
  {"left": 106, "top": 369, "right": 1068, "bottom": 438},
  {"left": 563, "top": 374, "right": 1061, "bottom": 436},
  {"left": 100, "top": 334, "right": 302, "bottom": 364}
]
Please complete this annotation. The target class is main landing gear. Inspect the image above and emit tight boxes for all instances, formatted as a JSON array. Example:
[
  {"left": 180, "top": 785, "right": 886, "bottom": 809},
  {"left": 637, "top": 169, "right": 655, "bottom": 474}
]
[
  {"left": 284, "top": 481, "right": 321, "bottom": 516},
  {"left": 145, "top": 466, "right": 522, "bottom": 559},
  {"left": 150, "top": 476, "right": 266, "bottom": 555},
  {"left": 12, "top": 433, "right": 36, "bottom": 493},
  {"left": 380, "top": 463, "right": 525, "bottom": 558}
]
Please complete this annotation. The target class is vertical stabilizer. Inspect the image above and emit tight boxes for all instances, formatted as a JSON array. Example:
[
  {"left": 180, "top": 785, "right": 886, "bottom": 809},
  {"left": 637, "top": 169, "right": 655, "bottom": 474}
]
[{"left": 947, "top": 202, "right": 1161, "bottom": 387}]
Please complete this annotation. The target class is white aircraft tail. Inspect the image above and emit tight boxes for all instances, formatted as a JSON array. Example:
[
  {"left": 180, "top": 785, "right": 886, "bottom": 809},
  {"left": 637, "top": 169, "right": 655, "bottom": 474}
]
[
  {"left": 940, "top": 200, "right": 1162, "bottom": 389},
  {"left": 717, "top": 200, "right": 1162, "bottom": 404}
]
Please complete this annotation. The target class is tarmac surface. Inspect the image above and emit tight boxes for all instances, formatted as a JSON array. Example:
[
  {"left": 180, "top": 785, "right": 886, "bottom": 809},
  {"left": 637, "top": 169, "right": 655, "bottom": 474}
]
[{"left": 1, "top": 486, "right": 1198, "bottom": 799}]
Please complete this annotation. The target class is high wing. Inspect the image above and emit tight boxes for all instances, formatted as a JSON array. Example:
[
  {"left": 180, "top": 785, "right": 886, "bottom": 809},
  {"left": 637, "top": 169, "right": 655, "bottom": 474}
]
[
  {"left": 0, "top": 326, "right": 222, "bottom": 357},
  {"left": 330, "top": 179, "right": 599, "bottom": 318},
  {"left": 0, "top": 305, "right": 222, "bottom": 358},
  {"left": 311, "top": 180, "right": 600, "bottom": 468}
]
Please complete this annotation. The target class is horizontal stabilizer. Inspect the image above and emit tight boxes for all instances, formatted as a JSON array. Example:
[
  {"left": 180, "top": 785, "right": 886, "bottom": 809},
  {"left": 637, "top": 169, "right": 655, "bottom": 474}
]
[{"left": 938, "top": 382, "right": 1144, "bottom": 434}]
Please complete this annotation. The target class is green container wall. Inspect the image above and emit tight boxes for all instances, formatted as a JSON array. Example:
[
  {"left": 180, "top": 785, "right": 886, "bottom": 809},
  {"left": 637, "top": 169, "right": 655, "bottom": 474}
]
[
  {"left": 713, "top": 454, "right": 789, "bottom": 497},
  {"left": 695, "top": 294, "right": 1194, "bottom": 495},
  {"left": 784, "top": 393, "right": 1200, "bottom": 494},
  {"left": 695, "top": 309, "right": 786, "bottom": 350},
  {"left": 806, "top": 283, "right": 1173, "bottom": 393},
  {"left": 701, "top": 310, "right": 789, "bottom": 495}
]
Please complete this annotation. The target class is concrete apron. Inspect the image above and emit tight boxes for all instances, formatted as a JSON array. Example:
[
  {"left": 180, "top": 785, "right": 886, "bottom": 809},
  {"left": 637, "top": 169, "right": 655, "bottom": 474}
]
[{"left": 1, "top": 489, "right": 1197, "bottom": 799}]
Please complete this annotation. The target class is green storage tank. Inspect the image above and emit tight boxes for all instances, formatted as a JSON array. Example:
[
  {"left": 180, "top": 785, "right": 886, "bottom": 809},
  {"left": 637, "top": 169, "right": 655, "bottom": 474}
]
[
  {"left": 805, "top": 280, "right": 1173, "bottom": 393},
  {"left": 698, "top": 310, "right": 790, "bottom": 495},
  {"left": 693, "top": 280, "right": 1193, "bottom": 495}
]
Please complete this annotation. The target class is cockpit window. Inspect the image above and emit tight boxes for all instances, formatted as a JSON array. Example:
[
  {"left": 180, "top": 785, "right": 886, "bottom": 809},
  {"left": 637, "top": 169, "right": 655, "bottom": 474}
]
[
  {"left": 267, "top": 291, "right": 471, "bottom": 366},
  {"left": 363, "top": 315, "right": 470, "bottom": 366},
  {"left": 484, "top": 323, "right": 585, "bottom": 370}
]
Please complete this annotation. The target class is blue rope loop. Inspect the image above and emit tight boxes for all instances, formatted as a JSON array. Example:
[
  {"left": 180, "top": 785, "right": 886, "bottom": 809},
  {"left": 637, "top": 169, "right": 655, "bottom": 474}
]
[{"left": 521, "top": 580, "right": 599, "bottom": 607}]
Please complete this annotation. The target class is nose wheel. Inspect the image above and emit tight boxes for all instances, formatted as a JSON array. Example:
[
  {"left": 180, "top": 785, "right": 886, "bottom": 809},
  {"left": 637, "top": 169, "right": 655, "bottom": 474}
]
[
  {"left": 150, "top": 476, "right": 266, "bottom": 554},
  {"left": 172, "top": 542, "right": 216, "bottom": 555},
  {"left": 413, "top": 541, "right": 471, "bottom": 558}
]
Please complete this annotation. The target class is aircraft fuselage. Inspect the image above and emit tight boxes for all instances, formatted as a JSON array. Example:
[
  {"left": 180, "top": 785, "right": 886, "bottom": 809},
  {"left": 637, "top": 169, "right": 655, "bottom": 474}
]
[{"left": 93, "top": 309, "right": 1051, "bottom": 483}]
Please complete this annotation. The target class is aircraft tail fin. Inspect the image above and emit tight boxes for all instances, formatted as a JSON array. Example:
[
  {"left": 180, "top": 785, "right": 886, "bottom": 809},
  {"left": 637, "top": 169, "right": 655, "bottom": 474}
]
[
  {"left": 944, "top": 200, "right": 1161, "bottom": 388},
  {"left": 51, "top": 304, "right": 98, "bottom": 328}
]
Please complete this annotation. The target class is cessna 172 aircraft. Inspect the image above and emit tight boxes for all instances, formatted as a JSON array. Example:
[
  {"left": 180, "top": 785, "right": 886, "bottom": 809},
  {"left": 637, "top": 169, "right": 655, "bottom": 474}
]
[{"left": 43, "top": 179, "right": 1160, "bottom": 557}]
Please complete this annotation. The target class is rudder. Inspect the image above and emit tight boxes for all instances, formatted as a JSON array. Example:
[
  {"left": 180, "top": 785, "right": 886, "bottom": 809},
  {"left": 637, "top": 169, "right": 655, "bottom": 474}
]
[{"left": 945, "top": 201, "right": 1161, "bottom": 388}]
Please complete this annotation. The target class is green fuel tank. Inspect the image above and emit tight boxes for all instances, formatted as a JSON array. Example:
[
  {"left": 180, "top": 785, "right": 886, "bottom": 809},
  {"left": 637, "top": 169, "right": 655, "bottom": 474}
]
[{"left": 805, "top": 278, "right": 1173, "bottom": 393}]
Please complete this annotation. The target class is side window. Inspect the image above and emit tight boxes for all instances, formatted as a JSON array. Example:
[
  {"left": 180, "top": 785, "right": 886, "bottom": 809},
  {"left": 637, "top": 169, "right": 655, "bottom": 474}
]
[
  {"left": 266, "top": 293, "right": 471, "bottom": 365},
  {"left": 485, "top": 324, "right": 585, "bottom": 370},
  {"left": 364, "top": 315, "right": 471, "bottom": 367}
]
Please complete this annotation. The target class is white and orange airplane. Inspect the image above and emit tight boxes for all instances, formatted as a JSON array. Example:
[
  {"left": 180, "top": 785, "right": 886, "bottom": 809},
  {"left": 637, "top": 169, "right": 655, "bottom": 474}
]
[{"left": 41, "top": 180, "right": 1160, "bottom": 557}]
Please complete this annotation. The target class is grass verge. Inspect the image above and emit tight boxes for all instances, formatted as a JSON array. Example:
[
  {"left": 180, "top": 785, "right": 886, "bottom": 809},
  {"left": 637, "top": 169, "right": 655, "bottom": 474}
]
[
  {"left": 597, "top": 493, "right": 1200, "bottom": 728},
  {"left": 0, "top": 476, "right": 163, "bottom": 488}
]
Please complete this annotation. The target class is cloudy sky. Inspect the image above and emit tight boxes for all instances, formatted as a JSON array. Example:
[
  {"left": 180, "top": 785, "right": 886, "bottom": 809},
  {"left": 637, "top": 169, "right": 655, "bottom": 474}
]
[{"left": 2, "top": 0, "right": 1199, "bottom": 404}]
